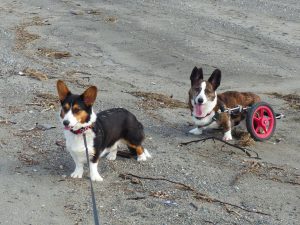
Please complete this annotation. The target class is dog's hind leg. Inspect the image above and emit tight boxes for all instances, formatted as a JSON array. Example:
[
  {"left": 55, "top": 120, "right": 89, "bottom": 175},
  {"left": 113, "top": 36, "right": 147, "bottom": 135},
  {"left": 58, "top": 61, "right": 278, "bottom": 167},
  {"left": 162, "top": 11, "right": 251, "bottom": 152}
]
[
  {"left": 89, "top": 148, "right": 103, "bottom": 182},
  {"left": 100, "top": 148, "right": 110, "bottom": 158},
  {"left": 219, "top": 112, "right": 233, "bottom": 141},
  {"left": 125, "top": 122, "right": 151, "bottom": 161},
  {"left": 103, "top": 140, "right": 122, "bottom": 161},
  {"left": 127, "top": 143, "right": 151, "bottom": 161},
  {"left": 143, "top": 148, "right": 152, "bottom": 159},
  {"left": 106, "top": 144, "right": 118, "bottom": 161},
  {"left": 128, "top": 145, "right": 151, "bottom": 159},
  {"left": 90, "top": 159, "right": 103, "bottom": 182}
]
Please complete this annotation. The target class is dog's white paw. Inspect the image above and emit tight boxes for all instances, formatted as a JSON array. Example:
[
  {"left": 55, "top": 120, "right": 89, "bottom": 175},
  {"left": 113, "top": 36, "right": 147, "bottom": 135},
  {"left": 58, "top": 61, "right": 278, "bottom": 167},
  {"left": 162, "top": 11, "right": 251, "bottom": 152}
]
[
  {"left": 90, "top": 172, "right": 103, "bottom": 182},
  {"left": 189, "top": 127, "right": 203, "bottom": 135},
  {"left": 223, "top": 130, "right": 233, "bottom": 141},
  {"left": 143, "top": 149, "right": 152, "bottom": 159},
  {"left": 106, "top": 151, "right": 117, "bottom": 161},
  {"left": 100, "top": 149, "right": 109, "bottom": 158},
  {"left": 90, "top": 162, "right": 103, "bottom": 181},
  {"left": 71, "top": 169, "right": 83, "bottom": 178},
  {"left": 137, "top": 152, "right": 147, "bottom": 161}
]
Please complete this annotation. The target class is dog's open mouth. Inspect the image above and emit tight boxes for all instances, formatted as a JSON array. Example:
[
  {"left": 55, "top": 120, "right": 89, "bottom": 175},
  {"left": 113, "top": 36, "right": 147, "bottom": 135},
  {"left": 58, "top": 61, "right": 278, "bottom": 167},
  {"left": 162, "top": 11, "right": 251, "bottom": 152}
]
[
  {"left": 194, "top": 104, "right": 205, "bottom": 117},
  {"left": 64, "top": 126, "right": 73, "bottom": 130}
]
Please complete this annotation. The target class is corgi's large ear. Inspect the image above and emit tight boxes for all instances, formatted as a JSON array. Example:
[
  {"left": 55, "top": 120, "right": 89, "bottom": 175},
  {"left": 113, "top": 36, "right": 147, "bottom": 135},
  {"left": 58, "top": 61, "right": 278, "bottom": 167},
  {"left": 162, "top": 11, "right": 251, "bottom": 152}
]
[
  {"left": 190, "top": 66, "right": 203, "bottom": 86},
  {"left": 82, "top": 86, "right": 97, "bottom": 107},
  {"left": 208, "top": 69, "right": 221, "bottom": 90},
  {"left": 57, "top": 80, "right": 70, "bottom": 101}
]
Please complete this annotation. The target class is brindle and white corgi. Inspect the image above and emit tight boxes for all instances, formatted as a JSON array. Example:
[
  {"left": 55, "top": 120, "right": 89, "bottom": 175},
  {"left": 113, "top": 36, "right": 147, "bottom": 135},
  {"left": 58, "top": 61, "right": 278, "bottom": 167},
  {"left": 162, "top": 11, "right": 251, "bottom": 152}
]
[{"left": 188, "top": 67, "right": 261, "bottom": 140}]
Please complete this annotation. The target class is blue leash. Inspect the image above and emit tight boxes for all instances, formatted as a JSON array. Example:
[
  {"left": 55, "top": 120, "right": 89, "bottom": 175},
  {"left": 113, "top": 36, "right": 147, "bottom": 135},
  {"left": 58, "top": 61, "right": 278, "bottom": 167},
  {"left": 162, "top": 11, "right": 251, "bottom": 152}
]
[{"left": 83, "top": 133, "right": 100, "bottom": 225}]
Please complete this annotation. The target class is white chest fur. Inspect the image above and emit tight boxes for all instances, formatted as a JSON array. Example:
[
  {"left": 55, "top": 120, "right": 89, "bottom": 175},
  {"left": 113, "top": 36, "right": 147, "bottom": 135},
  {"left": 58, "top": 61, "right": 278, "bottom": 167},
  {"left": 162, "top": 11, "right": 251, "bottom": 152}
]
[
  {"left": 189, "top": 111, "right": 219, "bottom": 135},
  {"left": 64, "top": 129, "right": 95, "bottom": 163},
  {"left": 192, "top": 111, "right": 217, "bottom": 127}
]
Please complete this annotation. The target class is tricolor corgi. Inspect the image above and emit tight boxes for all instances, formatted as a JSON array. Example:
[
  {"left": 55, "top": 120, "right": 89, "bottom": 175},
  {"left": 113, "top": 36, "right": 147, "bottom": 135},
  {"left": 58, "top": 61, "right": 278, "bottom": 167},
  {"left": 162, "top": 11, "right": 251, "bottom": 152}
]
[
  {"left": 188, "top": 67, "right": 261, "bottom": 140},
  {"left": 56, "top": 80, "right": 151, "bottom": 181}
]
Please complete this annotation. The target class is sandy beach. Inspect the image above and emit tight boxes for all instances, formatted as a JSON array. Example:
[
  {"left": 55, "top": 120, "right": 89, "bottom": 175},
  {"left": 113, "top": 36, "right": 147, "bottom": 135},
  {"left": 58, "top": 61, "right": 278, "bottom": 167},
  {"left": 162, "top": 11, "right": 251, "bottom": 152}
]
[{"left": 0, "top": 0, "right": 299, "bottom": 224}]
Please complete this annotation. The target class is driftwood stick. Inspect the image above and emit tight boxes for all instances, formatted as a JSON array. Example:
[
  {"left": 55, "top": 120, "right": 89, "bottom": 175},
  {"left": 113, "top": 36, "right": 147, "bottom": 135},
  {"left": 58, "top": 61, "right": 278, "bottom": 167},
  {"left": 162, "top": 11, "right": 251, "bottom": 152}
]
[
  {"left": 179, "top": 136, "right": 261, "bottom": 159},
  {"left": 120, "top": 173, "right": 271, "bottom": 216},
  {"left": 0, "top": 119, "right": 17, "bottom": 124},
  {"left": 120, "top": 173, "right": 196, "bottom": 191},
  {"left": 201, "top": 219, "right": 216, "bottom": 225},
  {"left": 194, "top": 193, "right": 270, "bottom": 216}
]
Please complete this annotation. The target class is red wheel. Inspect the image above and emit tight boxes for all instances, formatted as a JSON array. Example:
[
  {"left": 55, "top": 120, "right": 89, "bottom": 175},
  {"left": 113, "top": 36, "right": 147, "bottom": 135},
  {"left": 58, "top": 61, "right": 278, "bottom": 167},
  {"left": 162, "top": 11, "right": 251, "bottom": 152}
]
[{"left": 246, "top": 102, "right": 276, "bottom": 141}]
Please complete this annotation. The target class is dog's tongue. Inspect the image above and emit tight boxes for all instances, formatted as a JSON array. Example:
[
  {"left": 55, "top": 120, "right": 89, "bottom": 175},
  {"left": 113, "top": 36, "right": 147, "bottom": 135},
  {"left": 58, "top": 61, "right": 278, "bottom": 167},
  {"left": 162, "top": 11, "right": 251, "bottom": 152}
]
[{"left": 194, "top": 104, "right": 205, "bottom": 117}]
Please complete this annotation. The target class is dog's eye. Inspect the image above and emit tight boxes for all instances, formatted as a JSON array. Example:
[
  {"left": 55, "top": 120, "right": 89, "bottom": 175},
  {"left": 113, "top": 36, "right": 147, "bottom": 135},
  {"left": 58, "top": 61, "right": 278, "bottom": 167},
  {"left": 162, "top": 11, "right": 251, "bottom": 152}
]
[
  {"left": 205, "top": 89, "right": 211, "bottom": 94},
  {"left": 63, "top": 106, "right": 69, "bottom": 111},
  {"left": 195, "top": 88, "right": 201, "bottom": 92},
  {"left": 72, "top": 108, "right": 80, "bottom": 113}
]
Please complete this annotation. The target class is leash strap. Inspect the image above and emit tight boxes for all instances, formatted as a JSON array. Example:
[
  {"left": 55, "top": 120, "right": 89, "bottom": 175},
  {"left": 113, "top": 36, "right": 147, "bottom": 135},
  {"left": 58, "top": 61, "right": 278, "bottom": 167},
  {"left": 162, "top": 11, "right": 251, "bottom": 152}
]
[{"left": 83, "top": 133, "right": 100, "bottom": 225}]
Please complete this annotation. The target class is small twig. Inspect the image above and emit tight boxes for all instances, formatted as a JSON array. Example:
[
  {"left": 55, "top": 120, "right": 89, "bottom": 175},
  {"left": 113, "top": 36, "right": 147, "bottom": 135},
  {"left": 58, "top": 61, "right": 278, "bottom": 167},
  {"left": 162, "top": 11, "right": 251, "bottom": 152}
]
[
  {"left": 41, "top": 106, "right": 54, "bottom": 113},
  {"left": 219, "top": 143, "right": 227, "bottom": 152},
  {"left": 25, "top": 102, "right": 43, "bottom": 106},
  {"left": 201, "top": 219, "right": 216, "bottom": 225},
  {"left": 231, "top": 170, "right": 249, "bottom": 186},
  {"left": 286, "top": 181, "right": 300, "bottom": 185},
  {"left": 126, "top": 196, "right": 146, "bottom": 200},
  {"left": 108, "top": 161, "right": 116, "bottom": 171},
  {"left": 119, "top": 173, "right": 271, "bottom": 216},
  {"left": 19, "top": 127, "right": 37, "bottom": 132},
  {"left": 268, "top": 166, "right": 285, "bottom": 171},
  {"left": 120, "top": 173, "right": 195, "bottom": 191},
  {"left": 179, "top": 137, "right": 260, "bottom": 159},
  {"left": 194, "top": 193, "right": 270, "bottom": 216},
  {"left": 231, "top": 161, "right": 300, "bottom": 186},
  {"left": 55, "top": 140, "right": 65, "bottom": 147},
  {"left": 0, "top": 119, "right": 17, "bottom": 124},
  {"left": 224, "top": 204, "right": 242, "bottom": 217},
  {"left": 231, "top": 161, "right": 261, "bottom": 186},
  {"left": 189, "top": 202, "right": 198, "bottom": 211}
]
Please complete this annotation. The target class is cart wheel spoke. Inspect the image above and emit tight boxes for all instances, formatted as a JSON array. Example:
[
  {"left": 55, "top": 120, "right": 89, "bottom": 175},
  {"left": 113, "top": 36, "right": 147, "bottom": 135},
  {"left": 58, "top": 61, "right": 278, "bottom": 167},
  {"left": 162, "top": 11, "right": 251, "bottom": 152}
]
[
  {"left": 255, "top": 126, "right": 261, "bottom": 133},
  {"left": 262, "top": 125, "right": 268, "bottom": 133},
  {"left": 254, "top": 117, "right": 260, "bottom": 123},
  {"left": 260, "top": 109, "right": 264, "bottom": 119},
  {"left": 255, "top": 112, "right": 260, "bottom": 119}
]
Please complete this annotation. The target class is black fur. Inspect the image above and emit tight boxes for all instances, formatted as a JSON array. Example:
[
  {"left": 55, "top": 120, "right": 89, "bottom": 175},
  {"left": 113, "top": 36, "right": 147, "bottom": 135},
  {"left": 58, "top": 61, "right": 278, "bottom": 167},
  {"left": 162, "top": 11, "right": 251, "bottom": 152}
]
[
  {"left": 208, "top": 69, "right": 221, "bottom": 90},
  {"left": 190, "top": 66, "right": 203, "bottom": 86},
  {"left": 92, "top": 108, "right": 145, "bottom": 162}
]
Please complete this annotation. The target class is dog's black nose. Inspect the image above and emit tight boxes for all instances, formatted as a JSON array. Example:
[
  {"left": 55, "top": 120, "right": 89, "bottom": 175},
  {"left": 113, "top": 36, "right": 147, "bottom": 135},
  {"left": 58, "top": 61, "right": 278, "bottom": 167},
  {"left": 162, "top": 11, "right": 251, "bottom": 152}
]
[
  {"left": 63, "top": 120, "right": 70, "bottom": 126},
  {"left": 197, "top": 98, "right": 204, "bottom": 104}
]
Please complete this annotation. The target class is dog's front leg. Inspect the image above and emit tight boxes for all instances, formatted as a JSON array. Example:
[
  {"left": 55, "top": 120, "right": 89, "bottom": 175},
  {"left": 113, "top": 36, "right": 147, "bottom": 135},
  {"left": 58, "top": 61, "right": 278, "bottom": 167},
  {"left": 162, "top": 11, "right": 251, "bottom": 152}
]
[
  {"left": 223, "top": 130, "right": 233, "bottom": 141},
  {"left": 69, "top": 151, "right": 84, "bottom": 178},
  {"left": 189, "top": 127, "right": 203, "bottom": 135}
]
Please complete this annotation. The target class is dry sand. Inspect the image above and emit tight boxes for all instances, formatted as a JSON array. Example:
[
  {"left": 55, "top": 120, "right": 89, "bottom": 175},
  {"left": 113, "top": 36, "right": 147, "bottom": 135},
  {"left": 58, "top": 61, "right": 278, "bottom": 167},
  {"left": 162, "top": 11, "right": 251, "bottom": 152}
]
[{"left": 0, "top": 0, "right": 299, "bottom": 224}]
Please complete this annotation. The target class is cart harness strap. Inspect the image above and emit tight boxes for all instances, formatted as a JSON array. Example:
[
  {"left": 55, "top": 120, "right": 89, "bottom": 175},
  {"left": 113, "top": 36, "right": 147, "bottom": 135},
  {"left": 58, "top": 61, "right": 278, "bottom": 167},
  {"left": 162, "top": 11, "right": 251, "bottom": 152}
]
[
  {"left": 83, "top": 133, "right": 100, "bottom": 225},
  {"left": 196, "top": 105, "right": 247, "bottom": 128},
  {"left": 197, "top": 116, "right": 217, "bottom": 128}
]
